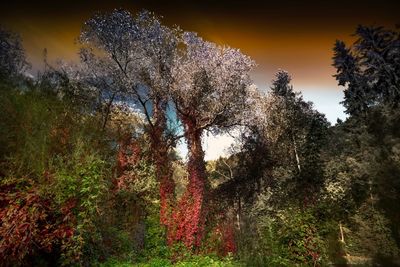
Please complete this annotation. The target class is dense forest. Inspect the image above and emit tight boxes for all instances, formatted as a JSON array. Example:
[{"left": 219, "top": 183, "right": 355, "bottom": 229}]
[{"left": 0, "top": 9, "right": 399, "bottom": 267}]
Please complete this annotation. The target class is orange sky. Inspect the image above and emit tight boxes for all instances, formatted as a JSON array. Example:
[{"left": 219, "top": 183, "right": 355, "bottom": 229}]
[
  {"left": 1, "top": 16, "right": 353, "bottom": 88},
  {"left": 1, "top": 0, "right": 399, "bottom": 122}
]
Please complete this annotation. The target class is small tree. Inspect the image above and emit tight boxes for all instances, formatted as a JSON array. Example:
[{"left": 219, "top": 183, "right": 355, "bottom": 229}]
[
  {"left": 0, "top": 26, "right": 30, "bottom": 82},
  {"left": 276, "top": 72, "right": 328, "bottom": 202}
]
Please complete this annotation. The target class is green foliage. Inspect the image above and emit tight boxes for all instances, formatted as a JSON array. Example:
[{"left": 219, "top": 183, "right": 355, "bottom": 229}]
[
  {"left": 0, "top": 26, "right": 30, "bottom": 83},
  {"left": 173, "top": 255, "right": 239, "bottom": 267},
  {"left": 0, "top": 86, "right": 63, "bottom": 178},
  {"left": 346, "top": 203, "right": 399, "bottom": 260},
  {"left": 276, "top": 208, "right": 326, "bottom": 265},
  {"left": 0, "top": 84, "right": 116, "bottom": 265},
  {"left": 140, "top": 203, "right": 170, "bottom": 260},
  {"left": 54, "top": 152, "right": 109, "bottom": 264},
  {"left": 100, "top": 255, "right": 239, "bottom": 267},
  {"left": 237, "top": 207, "right": 327, "bottom": 266}
]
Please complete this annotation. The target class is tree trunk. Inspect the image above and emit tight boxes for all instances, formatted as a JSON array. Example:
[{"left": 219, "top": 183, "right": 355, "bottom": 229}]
[
  {"left": 101, "top": 92, "right": 116, "bottom": 131},
  {"left": 172, "top": 117, "right": 208, "bottom": 249},
  {"left": 292, "top": 133, "right": 301, "bottom": 172},
  {"left": 237, "top": 196, "right": 241, "bottom": 232},
  {"left": 151, "top": 102, "right": 175, "bottom": 229},
  {"left": 186, "top": 126, "right": 207, "bottom": 248},
  {"left": 339, "top": 222, "right": 345, "bottom": 243}
]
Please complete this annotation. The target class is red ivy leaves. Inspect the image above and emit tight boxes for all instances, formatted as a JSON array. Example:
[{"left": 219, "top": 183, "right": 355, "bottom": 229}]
[
  {"left": 159, "top": 173, "right": 175, "bottom": 227},
  {"left": 204, "top": 218, "right": 237, "bottom": 256},
  {"left": 114, "top": 136, "right": 142, "bottom": 191},
  {"left": 167, "top": 130, "right": 207, "bottom": 249},
  {"left": 0, "top": 183, "right": 75, "bottom": 263},
  {"left": 221, "top": 223, "right": 236, "bottom": 255}
]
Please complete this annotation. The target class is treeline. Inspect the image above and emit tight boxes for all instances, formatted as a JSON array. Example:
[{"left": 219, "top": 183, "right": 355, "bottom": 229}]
[{"left": 0, "top": 9, "right": 399, "bottom": 266}]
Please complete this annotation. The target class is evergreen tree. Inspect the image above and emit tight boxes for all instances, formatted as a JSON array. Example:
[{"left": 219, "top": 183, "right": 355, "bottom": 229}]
[{"left": 333, "top": 25, "right": 400, "bottom": 116}]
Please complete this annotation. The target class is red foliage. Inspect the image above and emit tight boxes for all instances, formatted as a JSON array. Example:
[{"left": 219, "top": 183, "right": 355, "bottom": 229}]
[
  {"left": 159, "top": 172, "right": 175, "bottom": 227},
  {"left": 114, "top": 129, "right": 178, "bottom": 246},
  {"left": 148, "top": 120, "right": 175, "bottom": 231},
  {"left": 201, "top": 218, "right": 237, "bottom": 256},
  {"left": 0, "top": 182, "right": 75, "bottom": 263},
  {"left": 166, "top": 117, "right": 208, "bottom": 250},
  {"left": 114, "top": 135, "right": 142, "bottom": 191},
  {"left": 204, "top": 215, "right": 237, "bottom": 256},
  {"left": 114, "top": 125, "right": 177, "bottom": 237},
  {"left": 304, "top": 232, "right": 321, "bottom": 265},
  {"left": 221, "top": 222, "right": 236, "bottom": 255},
  {"left": 169, "top": 162, "right": 206, "bottom": 248}
]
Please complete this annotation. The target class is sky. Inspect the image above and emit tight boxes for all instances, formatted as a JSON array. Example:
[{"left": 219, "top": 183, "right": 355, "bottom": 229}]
[{"left": 1, "top": 0, "right": 399, "bottom": 160}]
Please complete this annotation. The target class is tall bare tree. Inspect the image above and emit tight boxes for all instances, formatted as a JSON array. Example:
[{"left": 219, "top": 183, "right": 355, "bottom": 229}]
[{"left": 79, "top": 9, "right": 179, "bottom": 228}]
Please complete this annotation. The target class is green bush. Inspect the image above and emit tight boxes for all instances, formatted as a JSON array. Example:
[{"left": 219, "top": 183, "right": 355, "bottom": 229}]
[{"left": 100, "top": 255, "right": 239, "bottom": 267}]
